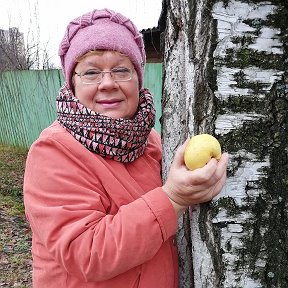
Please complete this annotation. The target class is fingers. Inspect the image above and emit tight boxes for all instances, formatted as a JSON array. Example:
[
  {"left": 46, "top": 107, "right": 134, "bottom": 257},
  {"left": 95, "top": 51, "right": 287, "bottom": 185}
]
[
  {"left": 164, "top": 140, "right": 229, "bottom": 209},
  {"left": 218, "top": 152, "right": 229, "bottom": 169},
  {"left": 172, "top": 138, "right": 189, "bottom": 168},
  {"left": 184, "top": 167, "right": 227, "bottom": 204},
  {"left": 212, "top": 169, "right": 227, "bottom": 198},
  {"left": 205, "top": 152, "right": 229, "bottom": 184},
  {"left": 188, "top": 152, "right": 229, "bottom": 185}
]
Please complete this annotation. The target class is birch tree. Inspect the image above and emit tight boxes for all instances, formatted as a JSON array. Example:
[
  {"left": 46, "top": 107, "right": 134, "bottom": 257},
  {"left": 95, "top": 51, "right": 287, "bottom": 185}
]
[{"left": 161, "top": 0, "right": 288, "bottom": 287}]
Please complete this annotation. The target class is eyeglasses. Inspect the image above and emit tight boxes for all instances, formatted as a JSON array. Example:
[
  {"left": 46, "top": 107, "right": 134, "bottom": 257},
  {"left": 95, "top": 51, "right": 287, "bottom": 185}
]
[{"left": 74, "top": 67, "right": 133, "bottom": 85}]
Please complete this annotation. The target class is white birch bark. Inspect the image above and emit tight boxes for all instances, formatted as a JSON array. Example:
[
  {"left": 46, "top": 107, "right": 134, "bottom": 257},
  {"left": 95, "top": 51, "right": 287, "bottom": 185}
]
[{"left": 161, "top": 0, "right": 288, "bottom": 287}]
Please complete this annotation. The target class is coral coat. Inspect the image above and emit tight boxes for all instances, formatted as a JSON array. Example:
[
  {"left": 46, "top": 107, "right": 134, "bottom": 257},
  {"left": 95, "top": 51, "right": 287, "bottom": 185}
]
[{"left": 24, "top": 121, "right": 179, "bottom": 288}]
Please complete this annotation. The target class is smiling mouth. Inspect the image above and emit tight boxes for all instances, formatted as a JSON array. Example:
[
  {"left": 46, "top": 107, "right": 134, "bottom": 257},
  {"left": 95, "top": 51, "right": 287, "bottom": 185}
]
[{"left": 97, "top": 100, "right": 122, "bottom": 108}]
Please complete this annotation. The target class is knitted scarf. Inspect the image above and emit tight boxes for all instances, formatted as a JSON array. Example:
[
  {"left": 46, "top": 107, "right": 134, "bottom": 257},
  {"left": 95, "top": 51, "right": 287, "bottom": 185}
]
[{"left": 56, "top": 84, "right": 156, "bottom": 163}]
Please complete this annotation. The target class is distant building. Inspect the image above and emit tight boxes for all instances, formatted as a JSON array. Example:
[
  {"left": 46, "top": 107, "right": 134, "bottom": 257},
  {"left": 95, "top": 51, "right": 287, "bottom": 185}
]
[
  {"left": 141, "top": 27, "right": 163, "bottom": 63},
  {"left": 141, "top": 2, "right": 166, "bottom": 63}
]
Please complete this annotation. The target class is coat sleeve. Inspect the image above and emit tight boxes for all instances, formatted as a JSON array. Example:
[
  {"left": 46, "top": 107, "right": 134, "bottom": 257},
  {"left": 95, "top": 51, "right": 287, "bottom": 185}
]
[{"left": 24, "top": 134, "right": 177, "bottom": 282}]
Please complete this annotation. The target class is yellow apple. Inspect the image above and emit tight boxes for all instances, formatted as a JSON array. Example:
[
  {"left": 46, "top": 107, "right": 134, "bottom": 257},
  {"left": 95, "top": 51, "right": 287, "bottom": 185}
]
[{"left": 184, "top": 134, "right": 222, "bottom": 170}]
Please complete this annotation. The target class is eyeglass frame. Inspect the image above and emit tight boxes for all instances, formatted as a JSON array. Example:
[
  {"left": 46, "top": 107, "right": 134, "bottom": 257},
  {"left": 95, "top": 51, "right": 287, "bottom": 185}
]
[{"left": 74, "top": 67, "right": 134, "bottom": 85}]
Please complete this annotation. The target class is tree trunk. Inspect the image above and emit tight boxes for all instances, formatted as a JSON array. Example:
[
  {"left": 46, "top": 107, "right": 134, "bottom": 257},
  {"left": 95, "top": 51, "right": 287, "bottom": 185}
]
[{"left": 161, "top": 0, "right": 288, "bottom": 287}]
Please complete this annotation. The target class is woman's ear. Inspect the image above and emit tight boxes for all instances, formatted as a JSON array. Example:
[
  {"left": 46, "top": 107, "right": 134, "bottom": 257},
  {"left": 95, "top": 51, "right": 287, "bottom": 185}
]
[{"left": 72, "top": 75, "right": 75, "bottom": 87}]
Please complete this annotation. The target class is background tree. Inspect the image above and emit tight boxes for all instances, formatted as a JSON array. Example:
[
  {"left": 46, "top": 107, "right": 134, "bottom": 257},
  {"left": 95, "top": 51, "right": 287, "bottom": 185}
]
[
  {"left": 161, "top": 0, "right": 288, "bottom": 287},
  {"left": 0, "top": 1, "right": 54, "bottom": 72},
  {"left": 0, "top": 27, "right": 27, "bottom": 71}
]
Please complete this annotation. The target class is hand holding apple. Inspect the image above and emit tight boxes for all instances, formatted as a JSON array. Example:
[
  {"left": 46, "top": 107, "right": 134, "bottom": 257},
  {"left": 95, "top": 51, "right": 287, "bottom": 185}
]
[{"left": 162, "top": 137, "right": 228, "bottom": 215}]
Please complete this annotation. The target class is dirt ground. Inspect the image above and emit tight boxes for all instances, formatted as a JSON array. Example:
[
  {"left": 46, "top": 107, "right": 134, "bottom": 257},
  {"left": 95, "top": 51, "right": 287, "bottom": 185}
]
[{"left": 0, "top": 145, "right": 32, "bottom": 287}]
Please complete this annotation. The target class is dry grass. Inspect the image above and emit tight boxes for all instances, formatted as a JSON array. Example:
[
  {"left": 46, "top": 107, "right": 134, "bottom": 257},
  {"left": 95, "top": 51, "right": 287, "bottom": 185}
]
[{"left": 0, "top": 144, "right": 32, "bottom": 287}]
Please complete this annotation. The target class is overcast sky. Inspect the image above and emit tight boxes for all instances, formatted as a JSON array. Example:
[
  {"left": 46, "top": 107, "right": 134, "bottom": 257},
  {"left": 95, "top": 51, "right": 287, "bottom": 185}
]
[{"left": 0, "top": 0, "right": 162, "bottom": 66}]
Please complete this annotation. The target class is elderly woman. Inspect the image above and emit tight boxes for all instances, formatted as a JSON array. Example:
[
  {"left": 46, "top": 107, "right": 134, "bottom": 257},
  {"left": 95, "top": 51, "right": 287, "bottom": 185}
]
[{"left": 24, "top": 8, "right": 228, "bottom": 288}]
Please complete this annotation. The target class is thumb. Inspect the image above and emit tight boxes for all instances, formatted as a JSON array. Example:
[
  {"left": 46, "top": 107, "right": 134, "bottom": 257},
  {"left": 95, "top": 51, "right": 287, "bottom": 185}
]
[{"left": 172, "top": 138, "right": 189, "bottom": 167}]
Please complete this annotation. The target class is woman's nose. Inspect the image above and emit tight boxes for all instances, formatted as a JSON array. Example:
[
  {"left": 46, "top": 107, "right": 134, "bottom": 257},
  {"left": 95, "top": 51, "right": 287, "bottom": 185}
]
[{"left": 98, "top": 72, "right": 118, "bottom": 88}]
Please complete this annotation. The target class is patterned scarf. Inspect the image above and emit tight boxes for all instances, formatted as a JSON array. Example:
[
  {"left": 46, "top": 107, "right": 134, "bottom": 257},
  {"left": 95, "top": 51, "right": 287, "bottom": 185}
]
[{"left": 56, "top": 84, "right": 155, "bottom": 162}]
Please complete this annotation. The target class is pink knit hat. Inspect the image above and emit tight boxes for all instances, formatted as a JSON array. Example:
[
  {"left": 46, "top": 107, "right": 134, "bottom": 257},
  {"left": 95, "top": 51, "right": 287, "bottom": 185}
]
[{"left": 58, "top": 8, "right": 146, "bottom": 89}]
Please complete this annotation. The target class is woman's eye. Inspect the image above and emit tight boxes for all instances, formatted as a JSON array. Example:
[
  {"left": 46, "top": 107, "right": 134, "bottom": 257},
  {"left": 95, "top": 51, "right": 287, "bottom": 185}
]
[
  {"left": 112, "top": 67, "right": 130, "bottom": 73},
  {"left": 84, "top": 70, "right": 101, "bottom": 76}
]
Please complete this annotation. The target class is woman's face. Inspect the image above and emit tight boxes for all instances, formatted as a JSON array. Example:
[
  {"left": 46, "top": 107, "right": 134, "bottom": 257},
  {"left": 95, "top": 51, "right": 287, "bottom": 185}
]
[{"left": 73, "top": 51, "right": 139, "bottom": 119}]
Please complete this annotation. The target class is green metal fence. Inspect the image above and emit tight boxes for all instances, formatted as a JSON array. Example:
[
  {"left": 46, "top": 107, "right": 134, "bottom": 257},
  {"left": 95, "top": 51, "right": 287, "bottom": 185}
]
[
  {"left": 0, "top": 64, "right": 162, "bottom": 148},
  {"left": 144, "top": 63, "right": 162, "bottom": 132}
]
